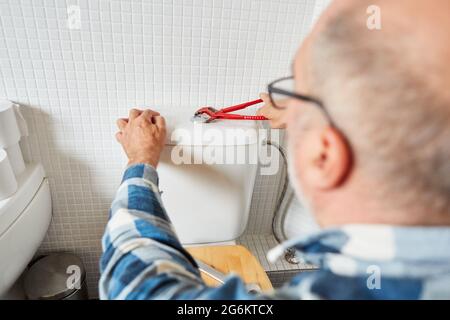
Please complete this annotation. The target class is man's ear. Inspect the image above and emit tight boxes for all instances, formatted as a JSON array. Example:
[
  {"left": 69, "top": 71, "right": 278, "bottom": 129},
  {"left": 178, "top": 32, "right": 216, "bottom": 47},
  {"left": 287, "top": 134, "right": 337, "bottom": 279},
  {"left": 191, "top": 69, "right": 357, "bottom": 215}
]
[{"left": 302, "top": 126, "right": 352, "bottom": 190}]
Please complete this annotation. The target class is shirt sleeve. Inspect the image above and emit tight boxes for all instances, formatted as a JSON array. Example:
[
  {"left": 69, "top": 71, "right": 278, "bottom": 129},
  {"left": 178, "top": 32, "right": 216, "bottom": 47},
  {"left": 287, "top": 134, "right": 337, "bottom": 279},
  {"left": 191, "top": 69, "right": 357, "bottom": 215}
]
[{"left": 99, "top": 163, "right": 271, "bottom": 300}]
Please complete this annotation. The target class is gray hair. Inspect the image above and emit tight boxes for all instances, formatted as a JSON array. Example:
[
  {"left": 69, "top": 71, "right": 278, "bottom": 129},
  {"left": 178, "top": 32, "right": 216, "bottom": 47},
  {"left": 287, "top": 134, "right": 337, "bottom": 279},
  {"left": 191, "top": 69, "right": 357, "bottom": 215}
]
[{"left": 308, "top": 1, "right": 450, "bottom": 215}]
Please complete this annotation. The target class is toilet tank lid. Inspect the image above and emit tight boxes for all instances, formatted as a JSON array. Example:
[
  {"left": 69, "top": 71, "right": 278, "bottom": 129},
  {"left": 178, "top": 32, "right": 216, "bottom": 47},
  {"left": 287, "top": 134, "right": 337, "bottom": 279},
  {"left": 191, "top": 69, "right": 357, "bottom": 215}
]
[
  {"left": 0, "top": 164, "right": 46, "bottom": 237},
  {"left": 0, "top": 99, "right": 14, "bottom": 112},
  {"left": 163, "top": 111, "right": 260, "bottom": 146}
]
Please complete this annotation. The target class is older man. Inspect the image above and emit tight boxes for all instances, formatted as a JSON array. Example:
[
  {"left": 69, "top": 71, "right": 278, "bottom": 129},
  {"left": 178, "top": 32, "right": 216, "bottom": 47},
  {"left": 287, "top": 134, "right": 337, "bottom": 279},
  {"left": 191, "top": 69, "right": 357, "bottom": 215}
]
[{"left": 99, "top": 0, "right": 450, "bottom": 299}]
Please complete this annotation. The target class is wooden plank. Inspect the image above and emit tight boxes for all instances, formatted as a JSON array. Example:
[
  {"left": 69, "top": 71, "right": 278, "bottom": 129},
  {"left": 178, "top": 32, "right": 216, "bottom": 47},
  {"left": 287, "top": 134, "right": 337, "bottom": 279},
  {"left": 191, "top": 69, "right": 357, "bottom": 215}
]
[{"left": 186, "top": 245, "right": 273, "bottom": 291}]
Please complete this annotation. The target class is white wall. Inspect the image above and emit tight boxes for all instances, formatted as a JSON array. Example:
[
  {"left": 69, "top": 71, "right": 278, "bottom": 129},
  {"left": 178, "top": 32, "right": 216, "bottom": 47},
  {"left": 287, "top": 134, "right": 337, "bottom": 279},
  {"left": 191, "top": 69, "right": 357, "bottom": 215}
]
[{"left": 0, "top": 0, "right": 326, "bottom": 297}]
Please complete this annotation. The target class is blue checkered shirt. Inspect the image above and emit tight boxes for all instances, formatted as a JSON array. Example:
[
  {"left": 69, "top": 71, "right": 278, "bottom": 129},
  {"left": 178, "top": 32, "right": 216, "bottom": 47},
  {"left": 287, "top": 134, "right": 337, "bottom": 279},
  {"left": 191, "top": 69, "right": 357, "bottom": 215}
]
[{"left": 99, "top": 164, "right": 450, "bottom": 299}]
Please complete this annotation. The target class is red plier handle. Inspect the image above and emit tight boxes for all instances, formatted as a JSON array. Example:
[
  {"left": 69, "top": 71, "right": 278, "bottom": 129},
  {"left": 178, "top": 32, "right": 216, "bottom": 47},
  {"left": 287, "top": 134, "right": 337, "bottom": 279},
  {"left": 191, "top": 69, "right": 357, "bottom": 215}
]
[{"left": 194, "top": 99, "right": 268, "bottom": 122}]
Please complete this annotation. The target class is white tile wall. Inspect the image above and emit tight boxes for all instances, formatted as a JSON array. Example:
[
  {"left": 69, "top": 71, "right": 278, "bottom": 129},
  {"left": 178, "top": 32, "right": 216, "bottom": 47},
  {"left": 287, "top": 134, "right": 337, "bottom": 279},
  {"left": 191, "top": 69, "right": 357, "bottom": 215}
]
[{"left": 0, "top": 0, "right": 326, "bottom": 297}]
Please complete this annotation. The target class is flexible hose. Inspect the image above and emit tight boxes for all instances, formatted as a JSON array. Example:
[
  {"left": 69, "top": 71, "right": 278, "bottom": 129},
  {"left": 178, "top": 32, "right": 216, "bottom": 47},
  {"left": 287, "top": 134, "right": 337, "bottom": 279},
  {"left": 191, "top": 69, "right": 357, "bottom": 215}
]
[
  {"left": 264, "top": 139, "right": 290, "bottom": 243},
  {"left": 256, "top": 121, "right": 294, "bottom": 244}
]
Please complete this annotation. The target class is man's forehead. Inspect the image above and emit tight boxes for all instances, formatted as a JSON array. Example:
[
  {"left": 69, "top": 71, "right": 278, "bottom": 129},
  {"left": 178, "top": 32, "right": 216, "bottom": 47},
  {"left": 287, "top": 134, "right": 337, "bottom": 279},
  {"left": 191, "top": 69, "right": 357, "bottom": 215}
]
[
  {"left": 292, "top": 38, "right": 313, "bottom": 91},
  {"left": 291, "top": 0, "right": 356, "bottom": 89},
  {"left": 293, "top": 39, "right": 308, "bottom": 73}
]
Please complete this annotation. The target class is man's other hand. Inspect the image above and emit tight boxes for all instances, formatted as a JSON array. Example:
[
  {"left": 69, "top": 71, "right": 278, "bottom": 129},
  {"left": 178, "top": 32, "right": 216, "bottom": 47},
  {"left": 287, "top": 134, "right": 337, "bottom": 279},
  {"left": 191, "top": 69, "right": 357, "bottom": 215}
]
[
  {"left": 256, "top": 93, "right": 288, "bottom": 129},
  {"left": 116, "top": 109, "right": 166, "bottom": 168}
]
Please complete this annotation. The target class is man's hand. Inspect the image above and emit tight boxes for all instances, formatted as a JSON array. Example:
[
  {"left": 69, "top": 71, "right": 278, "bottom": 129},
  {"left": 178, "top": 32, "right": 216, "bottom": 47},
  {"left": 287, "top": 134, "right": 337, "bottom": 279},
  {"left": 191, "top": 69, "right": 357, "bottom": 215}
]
[
  {"left": 256, "top": 93, "right": 288, "bottom": 129},
  {"left": 116, "top": 108, "right": 166, "bottom": 168}
]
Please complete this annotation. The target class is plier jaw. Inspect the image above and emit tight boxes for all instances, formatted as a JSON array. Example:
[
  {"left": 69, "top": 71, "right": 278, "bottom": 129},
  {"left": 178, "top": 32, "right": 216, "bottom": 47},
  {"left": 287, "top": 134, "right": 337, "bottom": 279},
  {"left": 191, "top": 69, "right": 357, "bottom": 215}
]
[{"left": 192, "top": 107, "right": 219, "bottom": 123}]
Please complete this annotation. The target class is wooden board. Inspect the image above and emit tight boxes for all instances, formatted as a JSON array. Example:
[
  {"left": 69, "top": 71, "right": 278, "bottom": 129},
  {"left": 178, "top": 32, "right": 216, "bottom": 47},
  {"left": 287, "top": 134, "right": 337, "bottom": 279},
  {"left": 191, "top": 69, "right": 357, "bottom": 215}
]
[{"left": 186, "top": 245, "right": 273, "bottom": 291}]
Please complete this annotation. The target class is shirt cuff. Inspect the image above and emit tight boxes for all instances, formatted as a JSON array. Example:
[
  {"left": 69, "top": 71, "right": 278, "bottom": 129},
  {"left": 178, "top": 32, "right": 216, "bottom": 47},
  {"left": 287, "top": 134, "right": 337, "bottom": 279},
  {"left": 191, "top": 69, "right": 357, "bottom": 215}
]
[{"left": 121, "top": 163, "right": 159, "bottom": 186}]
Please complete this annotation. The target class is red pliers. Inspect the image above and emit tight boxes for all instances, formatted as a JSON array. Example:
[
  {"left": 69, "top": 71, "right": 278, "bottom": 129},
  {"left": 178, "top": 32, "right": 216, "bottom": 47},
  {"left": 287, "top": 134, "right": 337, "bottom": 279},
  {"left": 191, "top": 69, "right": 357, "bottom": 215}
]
[{"left": 193, "top": 99, "right": 268, "bottom": 123}]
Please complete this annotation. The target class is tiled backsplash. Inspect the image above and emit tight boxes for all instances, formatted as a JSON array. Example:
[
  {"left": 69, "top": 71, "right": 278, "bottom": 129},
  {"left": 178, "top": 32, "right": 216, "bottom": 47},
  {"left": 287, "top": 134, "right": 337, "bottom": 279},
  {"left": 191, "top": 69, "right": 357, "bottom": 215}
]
[{"left": 0, "top": 0, "right": 328, "bottom": 297}]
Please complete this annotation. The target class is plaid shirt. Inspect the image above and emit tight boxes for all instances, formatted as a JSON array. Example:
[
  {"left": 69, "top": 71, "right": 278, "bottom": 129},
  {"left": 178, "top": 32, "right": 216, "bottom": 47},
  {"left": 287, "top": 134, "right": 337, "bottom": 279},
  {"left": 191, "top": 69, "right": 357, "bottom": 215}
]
[{"left": 99, "top": 164, "right": 450, "bottom": 300}]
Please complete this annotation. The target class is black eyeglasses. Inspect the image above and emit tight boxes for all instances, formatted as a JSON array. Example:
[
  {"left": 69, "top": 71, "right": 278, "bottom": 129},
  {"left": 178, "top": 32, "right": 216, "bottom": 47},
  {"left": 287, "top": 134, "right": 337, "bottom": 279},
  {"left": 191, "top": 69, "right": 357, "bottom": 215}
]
[{"left": 267, "top": 76, "right": 335, "bottom": 126}]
